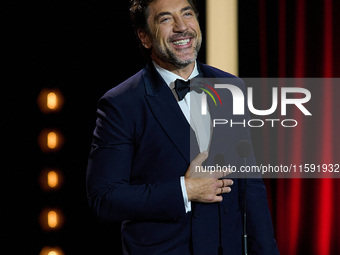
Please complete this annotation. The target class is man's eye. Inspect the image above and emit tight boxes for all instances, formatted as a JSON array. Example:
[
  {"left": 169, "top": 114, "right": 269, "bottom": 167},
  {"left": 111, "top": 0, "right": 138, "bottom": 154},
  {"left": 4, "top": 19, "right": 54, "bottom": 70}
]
[
  {"left": 161, "top": 17, "right": 170, "bottom": 23},
  {"left": 184, "top": 12, "right": 193, "bottom": 17}
]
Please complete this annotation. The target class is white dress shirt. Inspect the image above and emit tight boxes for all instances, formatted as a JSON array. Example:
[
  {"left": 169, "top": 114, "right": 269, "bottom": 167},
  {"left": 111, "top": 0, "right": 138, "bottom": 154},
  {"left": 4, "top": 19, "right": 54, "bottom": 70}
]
[{"left": 153, "top": 61, "right": 212, "bottom": 213}]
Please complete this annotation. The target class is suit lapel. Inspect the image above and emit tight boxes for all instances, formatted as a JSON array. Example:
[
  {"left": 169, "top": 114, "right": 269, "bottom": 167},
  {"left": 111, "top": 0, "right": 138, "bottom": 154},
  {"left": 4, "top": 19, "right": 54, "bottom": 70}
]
[
  {"left": 142, "top": 61, "right": 230, "bottom": 165},
  {"left": 143, "top": 62, "right": 196, "bottom": 165}
]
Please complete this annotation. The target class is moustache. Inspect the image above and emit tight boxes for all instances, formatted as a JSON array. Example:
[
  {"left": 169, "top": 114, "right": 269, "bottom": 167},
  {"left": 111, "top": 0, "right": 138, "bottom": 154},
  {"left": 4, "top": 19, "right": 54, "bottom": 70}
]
[{"left": 168, "top": 31, "right": 197, "bottom": 42}]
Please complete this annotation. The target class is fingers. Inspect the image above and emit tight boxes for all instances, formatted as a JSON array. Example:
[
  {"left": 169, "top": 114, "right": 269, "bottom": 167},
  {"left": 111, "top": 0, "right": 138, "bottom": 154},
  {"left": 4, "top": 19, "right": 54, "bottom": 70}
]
[
  {"left": 188, "top": 152, "right": 233, "bottom": 179},
  {"left": 192, "top": 151, "right": 209, "bottom": 166},
  {"left": 220, "top": 179, "right": 234, "bottom": 187},
  {"left": 209, "top": 184, "right": 232, "bottom": 203},
  {"left": 213, "top": 195, "right": 223, "bottom": 203},
  {"left": 186, "top": 151, "right": 209, "bottom": 178},
  {"left": 209, "top": 167, "right": 232, "bottom": 179},
  {"left": 217, "top": 186, "right": 231, "bottom": 195},
  {"left": 216, "top": 179, "right": 233, "bottom": 195},
  {"left": 185, "top": 151, "right": 235, "bottom": 203}
]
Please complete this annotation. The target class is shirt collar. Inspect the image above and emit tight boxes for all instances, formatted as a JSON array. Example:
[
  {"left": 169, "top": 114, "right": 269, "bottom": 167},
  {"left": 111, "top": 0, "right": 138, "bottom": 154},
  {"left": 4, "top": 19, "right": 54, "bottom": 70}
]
[{"left": 152, "top": 61, "right": 199, "bottom": 89}]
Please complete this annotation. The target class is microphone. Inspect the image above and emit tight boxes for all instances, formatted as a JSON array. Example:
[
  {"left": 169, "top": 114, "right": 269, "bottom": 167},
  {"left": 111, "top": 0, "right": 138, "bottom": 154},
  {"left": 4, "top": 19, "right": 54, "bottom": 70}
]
[
  {"left": 214, "top": 153, "right": 226, "bottom": 168},
  {"left": 236, "top": 140, "right": 252, "bottom": 255}
]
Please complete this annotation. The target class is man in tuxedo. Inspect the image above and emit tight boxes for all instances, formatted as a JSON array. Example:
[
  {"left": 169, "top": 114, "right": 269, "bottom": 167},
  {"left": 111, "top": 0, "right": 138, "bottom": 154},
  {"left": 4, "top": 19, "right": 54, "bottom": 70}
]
[{"left": 86, "top": 0, "right": 280, "bottom": 254}]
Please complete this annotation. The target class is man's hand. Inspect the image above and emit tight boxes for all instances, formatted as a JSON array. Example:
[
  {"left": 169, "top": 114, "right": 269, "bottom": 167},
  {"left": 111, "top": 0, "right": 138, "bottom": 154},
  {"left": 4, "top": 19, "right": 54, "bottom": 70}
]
[{"left": 185, "top": 151, "right": 233, "bottom": 203}]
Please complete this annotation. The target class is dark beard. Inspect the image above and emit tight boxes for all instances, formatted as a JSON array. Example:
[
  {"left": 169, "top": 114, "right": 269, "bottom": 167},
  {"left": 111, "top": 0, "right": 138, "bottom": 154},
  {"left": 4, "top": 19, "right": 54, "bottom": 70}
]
[{"left": 152, "top": 32, "right": 202, "bottom": 68}]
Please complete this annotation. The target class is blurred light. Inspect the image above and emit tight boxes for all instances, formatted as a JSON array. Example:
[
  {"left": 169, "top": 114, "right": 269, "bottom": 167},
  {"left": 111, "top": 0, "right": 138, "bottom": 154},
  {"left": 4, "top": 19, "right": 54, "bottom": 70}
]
[
  {"left": 39, "top": 246, "right": 64, "bottom": 255},
  {"left": 48, "top": 170, "right": 58, "bottom": 188},
  {"left": 48, "top": 210, "right": 58, "bottom": 228},
  {"left": 47, "top": 132, "right": 57, "bottom": 149},
  {"left": 38, "top": 129, "right": 64, "bottom": 153},
  {"left": 39, "top": 208, "right": 64, "bottom": 232},
  {"left": 37, "top": 88, "right": 64, "bottom": 113},
  {"left": 39, "top": 168, "right": 64, "bottom": 191},
  {"left": 47, "top": 92, "right": 57, "bottom": 110}
]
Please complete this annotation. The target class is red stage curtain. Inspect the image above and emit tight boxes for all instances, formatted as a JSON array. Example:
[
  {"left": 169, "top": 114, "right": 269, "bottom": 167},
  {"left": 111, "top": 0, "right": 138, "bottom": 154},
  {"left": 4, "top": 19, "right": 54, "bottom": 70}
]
[{"left": 257, "top": 0, "right": 340, "bottom": 254}]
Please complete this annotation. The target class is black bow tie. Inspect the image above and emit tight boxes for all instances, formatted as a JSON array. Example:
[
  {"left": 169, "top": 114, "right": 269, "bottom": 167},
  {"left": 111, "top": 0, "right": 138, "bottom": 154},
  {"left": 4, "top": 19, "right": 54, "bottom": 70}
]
[{"left": 174, "top": 75, "right": 203, "bottom": 101}]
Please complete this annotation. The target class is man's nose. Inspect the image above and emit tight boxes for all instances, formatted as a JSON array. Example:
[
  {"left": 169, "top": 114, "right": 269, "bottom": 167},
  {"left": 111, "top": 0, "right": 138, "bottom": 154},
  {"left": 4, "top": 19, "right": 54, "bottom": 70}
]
[{"left": 173, "top": 17, "right": 189, "bottom": 33}]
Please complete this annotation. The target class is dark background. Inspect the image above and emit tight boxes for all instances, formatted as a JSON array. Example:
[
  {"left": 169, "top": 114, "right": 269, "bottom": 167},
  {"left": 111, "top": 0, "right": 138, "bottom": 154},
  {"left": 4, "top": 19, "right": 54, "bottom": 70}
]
[
  {"left": 4, "top": 1, "right": 204, "bottom": 254},
  {"left": 3, "top": 0, "right": 340, "bottom": 254}
]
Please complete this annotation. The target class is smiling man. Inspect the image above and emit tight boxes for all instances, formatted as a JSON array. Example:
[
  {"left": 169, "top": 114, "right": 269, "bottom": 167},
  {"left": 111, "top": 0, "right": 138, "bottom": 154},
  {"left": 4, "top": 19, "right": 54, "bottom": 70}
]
[
  {"left": 136, "top": 0, "right": 202, "bottom": 77},
  {"left": 86, "top": 0, "right": 279, "bottom": 254}
]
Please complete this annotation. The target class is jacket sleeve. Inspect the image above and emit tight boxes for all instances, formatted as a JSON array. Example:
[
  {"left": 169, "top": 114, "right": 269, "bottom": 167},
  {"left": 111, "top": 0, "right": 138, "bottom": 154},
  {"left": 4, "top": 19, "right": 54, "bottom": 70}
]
[{"left": 86, "top": 95, "right": 186, "bottom": 222}]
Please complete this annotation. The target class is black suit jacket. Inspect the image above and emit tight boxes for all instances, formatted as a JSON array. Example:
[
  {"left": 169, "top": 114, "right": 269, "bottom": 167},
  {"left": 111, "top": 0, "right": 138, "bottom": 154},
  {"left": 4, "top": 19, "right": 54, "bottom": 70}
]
[{"left": 86, "top": 61, "right": 279, "bottom": 255}]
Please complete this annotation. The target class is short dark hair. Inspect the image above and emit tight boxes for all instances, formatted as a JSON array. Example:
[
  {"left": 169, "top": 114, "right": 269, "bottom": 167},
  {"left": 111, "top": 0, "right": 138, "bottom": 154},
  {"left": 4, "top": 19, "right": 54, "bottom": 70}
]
[
  {"left": 129, "top": 0, "right": 198, "bottom": 57},
  {"left": 130, "top": 0, "right": 198, "bottom": 33}
]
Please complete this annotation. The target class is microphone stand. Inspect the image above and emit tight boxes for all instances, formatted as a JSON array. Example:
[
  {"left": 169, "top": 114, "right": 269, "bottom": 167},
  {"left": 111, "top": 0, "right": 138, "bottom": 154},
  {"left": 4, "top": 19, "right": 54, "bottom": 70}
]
[{"left": 243, "top": 157, "right": 248, "bottom": 255}]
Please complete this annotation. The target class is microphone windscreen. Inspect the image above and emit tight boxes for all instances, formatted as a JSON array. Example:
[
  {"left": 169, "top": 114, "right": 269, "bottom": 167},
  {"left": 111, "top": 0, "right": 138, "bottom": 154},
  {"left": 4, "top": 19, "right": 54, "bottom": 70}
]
[
  {"left": 236, "top": 140, "right": 252, "bottom": 158},
  {"left": 214, "top": 153, "right": 225, "bottom": 167}
]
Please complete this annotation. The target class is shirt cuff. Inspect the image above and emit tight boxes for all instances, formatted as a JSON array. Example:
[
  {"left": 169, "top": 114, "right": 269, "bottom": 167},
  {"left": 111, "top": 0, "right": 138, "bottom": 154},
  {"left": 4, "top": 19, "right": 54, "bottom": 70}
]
[{"left": 180, "top": 176, "right": 191, "bottom": 213}]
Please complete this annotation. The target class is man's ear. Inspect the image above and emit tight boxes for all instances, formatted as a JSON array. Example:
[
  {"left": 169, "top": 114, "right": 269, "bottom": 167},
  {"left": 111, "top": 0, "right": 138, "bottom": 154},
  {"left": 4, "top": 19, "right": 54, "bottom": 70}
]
[{"left": 137, "top": 29, "right": 152, "bottom": 49}]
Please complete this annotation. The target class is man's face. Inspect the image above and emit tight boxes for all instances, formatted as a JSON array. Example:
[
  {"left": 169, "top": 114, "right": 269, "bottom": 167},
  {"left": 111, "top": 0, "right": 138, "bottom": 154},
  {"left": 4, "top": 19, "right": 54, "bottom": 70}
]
[{"left": 143, "top": 0, "right": 202, "bottom": 68}]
